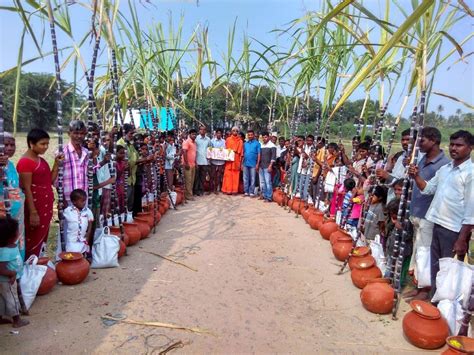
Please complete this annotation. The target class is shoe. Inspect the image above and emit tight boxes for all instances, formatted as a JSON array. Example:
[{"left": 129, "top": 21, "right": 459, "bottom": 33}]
[{"left": 244, "top": 193, "right": 250, "bottom": 196}]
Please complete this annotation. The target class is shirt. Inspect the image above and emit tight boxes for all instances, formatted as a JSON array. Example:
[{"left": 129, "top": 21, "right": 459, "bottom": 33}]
[
  {"left": 422, "top": 159, "right": 474, "bottom": 232},
  {"left": 260, "top": 141, "right": 277, "bottom": 168},
  {"left": 195, "top": 135, "right": 211, "bottom": 166},
  {"left": 276, "top": 145, "right": 285, "bottom": 158},
  {"left": 297, "top": 145, "right": 312, "bottom": 175},
  {"left": 96, "top": 146, "right": 112, "bottom": 193},
  {"left": 312, "top": 148, "right": 326, "bottom": 177},
  {"left": 117, "top": 138, "right": 139, "bottom": 185},
  {"left": 386, "top": 151, "right": 407, "bottom": 202},
  {"left": 0, "top": 246, "right": 23, "bottom": 281},
  {"left": 165, "top": 143, "right": 177, "bottom": 170},
  {"left": 410, "top": 151, "right": 450, "bottom": 219},
  {"left": 363, "top": 203, "right": 385, "bottom": 241},
  {"left": 63, "top": 205, "right": 94, "bottom": 253},
  {"left": 60, "top": 142, "right": 89, "bottom": 205},
  {"left": 243, "top": 139, "right": 261, "bottom": 168},
  {"left": 210, "top": 138, "right": 226, "bottom": 166},
  {"left": 182, "top": 138, "right": 197, "bottom": 167}
]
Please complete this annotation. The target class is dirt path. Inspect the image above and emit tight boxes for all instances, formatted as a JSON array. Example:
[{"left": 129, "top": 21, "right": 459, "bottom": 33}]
[{"left": 2, "top": 194, "right": 428, "bottom": 354}]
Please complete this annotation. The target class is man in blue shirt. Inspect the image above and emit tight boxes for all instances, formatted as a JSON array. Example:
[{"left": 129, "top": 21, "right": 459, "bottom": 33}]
[
  {"left": 243, "top": 130, "right": 261, "bottom": 197},
  {"left": 194, "top": 125, "right": 211, "bottom": 196}
]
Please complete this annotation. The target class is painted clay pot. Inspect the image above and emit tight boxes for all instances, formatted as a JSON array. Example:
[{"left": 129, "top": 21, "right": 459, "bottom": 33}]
[
  {"left": 133, "top": 217, "right": 151, "bottom": 239},
  {"left": 37, "top": 257, "right": 57, "bottom": 295},
  {"left": 136, "top": 212, "right": 154, "bottom": 228},
  {"left": 442, "top": 336, "right": 474, "bottom": 354},
  {"left": 109, "top": 226, "right": 130, "bottom": 246},
  {"left": 56, "top": 252, "right": 90, "bottom": 285},
  {"left": 332, "top": 236, "right": 353, "bottom": 261},
  {"left": 348, "top": 246, "right": 373, "bottom": 270},
  {"left": 308, "top": 211, "right": 324, "bottom": 230},
  {"left": 351, "top": 258, "right": 382, "bottom": 289},
  {"left": 330, "top": 228, "right": 352, "bottom": 246},
  {"left": 360, "top": 278, "right": 394, "bottom": 314},
  {"left": 403, "top": 300, "right": 449, "bottom": 349},
  {"left": 123, "top": 222, "right": 141, "bottom": 246},
  {"left": 118, "top": 239, "right": 126, "bottom": 258},
  {"left": 319, "top": 219, "right": 338, "bottom": 240}
]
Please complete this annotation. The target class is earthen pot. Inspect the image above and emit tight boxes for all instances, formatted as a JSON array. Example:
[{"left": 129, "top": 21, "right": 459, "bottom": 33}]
[
  {"left": 133, "top": 217, "right": 151, "bottom": 239},
  {"left": 351, "top": 258, "right": 382, "bottom": 289},
  {"left": 272, "top": 190, "right": 281, "bottom": 204},
  {"left": 123, "top": 222, "right": 141, "bottom": 246},
  {"left": 287, "top": 198, "right": 294, "bottom": 210},
  {"left": 158, "top": 203, "right": 166, "bottom": 216},
  {"left": 56, "top": 252, "right": 89, "bottom": 285},
  {"left": 118, "top": 239, "right": 126, "bottom": 258},
  {"left": 330, "top": 228, "right": 352, "bottom": 246},
  {"left": 302, "top": 206, "right": 316, "bottom": 222},
  {"left": 348, "top": 246, "right": 373, "bottom": 270},
  {"left": 360, "top": 278, "right": 394, "bottom": 314},
  {"left": 279, "top": 193, "right": 288, "bottom": 207},
  {"left": 291, "top": 197, "right": 302, "bottom": 212},
  {"left": 136, "top": 212, "right": 154, "bottom": 228},
  {"left": 308, "top": 211, "right": 324, "bottom": 230},
  {"left": 442, "top": 336, "right": 474, "bottom": 354},
  {"left": 402, "top": 300, "right": 449, "bottom": 349},
  {"left": 109, "top": 226, "right": 130, "bottom": 246},
  {"left": 332, "top": 236, "right": 354, "bottom": 261},
  {"left": 319, "top": 219, "right": 338, "bottom": 240},
  {"left": 37, "top": 257, "right": 57, "bottom": 295}
]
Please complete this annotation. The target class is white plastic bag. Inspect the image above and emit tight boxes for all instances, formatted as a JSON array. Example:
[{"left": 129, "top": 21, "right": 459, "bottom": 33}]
[
  {"left": 168, "top": 191, "right": 177, "bottom": 206},
  {"left": 438, "top": 299, "right": 465, "bottom": 335},
  {"left": 370, "top": 235, "right": 387, "bottom": 275},
  {"left": 432, "top": 257, "right": 474, "bottom": 307},
  {"left": 415, "top": 246, "right": 431, "bottom": 288},
  {"left": 91, "top": 227, "right": 120, "bottom": 269},
  {"left": 19, "top": 255, "right": 47, "bottom": 310}
]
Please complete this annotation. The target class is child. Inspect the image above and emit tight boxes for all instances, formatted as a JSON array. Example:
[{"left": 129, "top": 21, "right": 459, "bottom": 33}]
[
  {"left": 348, "top": 186, "right": 364, "bottom": 227},
  {"left": 362, "top": 185, "right": 388, "bottom": 242},
  {"left": 340, "top": 178, "right": 356, "bottom": 224},
  {"left": 0, "top": 217, "right": 29, "bottom": 328},
  {"left": 63, "top": 189, "right": 94, "bottom": 255},
  {"left": 392, "top": 178, "right": 404, "bottom": 200}
]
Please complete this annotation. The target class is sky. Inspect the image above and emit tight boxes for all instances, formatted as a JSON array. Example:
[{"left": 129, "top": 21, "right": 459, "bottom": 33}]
[{"left": 0, "top": 0, "right": 473, "bottom": 117}]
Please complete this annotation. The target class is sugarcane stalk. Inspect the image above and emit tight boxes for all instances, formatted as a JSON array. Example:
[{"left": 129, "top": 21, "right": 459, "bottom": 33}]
[
  {"left": 458, "top": 281, "right": 474, "bottom": 336},
  {"left": 46, "top": 1, "right": 65, "bottom": 251}
]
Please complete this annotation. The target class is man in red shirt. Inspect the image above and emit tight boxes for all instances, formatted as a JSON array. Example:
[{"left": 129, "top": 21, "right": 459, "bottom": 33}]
[{"left": 182, "top": 129, "right": 197, "bottom": 200}]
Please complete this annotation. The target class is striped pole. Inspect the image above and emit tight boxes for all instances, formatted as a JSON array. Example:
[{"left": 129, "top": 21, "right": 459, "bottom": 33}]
[{"left": 0, "top": 87, "right": 11, "bottom": 218}]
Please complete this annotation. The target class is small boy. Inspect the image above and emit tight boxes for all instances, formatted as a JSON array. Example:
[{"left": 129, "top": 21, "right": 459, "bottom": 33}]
[
  {"left": 0, "top": 217, "right": 29, "bottom": 328},
  {"left": 63, "top": 189, "right": 94, "bottom": 255},
  {"left": 362, "top": 185, "right": 388, "bottom": 242}
]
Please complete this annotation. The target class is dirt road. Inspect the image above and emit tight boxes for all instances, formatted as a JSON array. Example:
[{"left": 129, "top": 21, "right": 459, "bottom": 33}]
[{"left": 2, "top": 194, "right": 427, "bottom": 354}]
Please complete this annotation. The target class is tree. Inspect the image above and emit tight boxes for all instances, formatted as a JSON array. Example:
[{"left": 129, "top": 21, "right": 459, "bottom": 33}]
[{"left": 0, "top": 71, "right": 83, "bottom": 132}]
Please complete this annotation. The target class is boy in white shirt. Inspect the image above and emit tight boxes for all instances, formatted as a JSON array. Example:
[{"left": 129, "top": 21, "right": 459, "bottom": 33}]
[{"left": 63, "top": 189, "right": 94, "bottom": 255}]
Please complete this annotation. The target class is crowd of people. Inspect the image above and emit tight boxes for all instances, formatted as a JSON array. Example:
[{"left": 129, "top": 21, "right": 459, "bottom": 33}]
[{"left": 0, "top": 119, "right": 472, "bottom": 329}]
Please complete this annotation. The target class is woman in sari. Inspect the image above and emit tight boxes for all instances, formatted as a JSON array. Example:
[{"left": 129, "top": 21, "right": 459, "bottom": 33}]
[
  {"left": 17, "top": 129, "right": 61, "bottom": 258},
  {"left": 0, "top": 133, "right": 26, "bottom": 260}
]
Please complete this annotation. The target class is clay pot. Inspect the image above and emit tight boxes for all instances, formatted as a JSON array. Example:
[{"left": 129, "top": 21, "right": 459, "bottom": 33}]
[
  {"left": 332, "top": 236, "right": 354, "bottom": 261},
  {"left": 118, "top": 239, "right": 126, "bottom": 258},
  {"left": 158, "top": 203, "right": 166, "bottom": 216},
  {"left": 109, "top": 226, "right": 130, "bottom": 246},
  {"left": 287, "top": 198, "right": 294, "bottom": 210},
  {"left": 351, "top": 258, "right": 382, "bottom": 289},
  {"left": 442, "top": 336, "right": 474, "bottom": 354},
  {"left": 348, "top": 246, "right": 373, "bottom": 270},
  {"left": 37, "top": 257, "right": 57, "bottom": 295},
  {"left": 136, "top": 212, "right": 154, "bottom": 228},
  {"left": 302, "top": 206, "right": 316, "bottom": 222},
  {"left": 123, "top": 222, "right": 141, "bottom": 246},
  {"left": 133, "top": 218, "right": 151, "bottom": 239},
  {"left": 360, "top": 278, "right": 394, "bottom": 314},
  {"left": 291, "top": 197, "right": 302, "bottom": 212},
  {"left": 273, "top": 190, "right": 281, "bottom": 204},
  {"left": 56, "top": 252, "right": 90, "bottom": 285},
  {"left": 319, "top": 219, "right": 338, "bottom": 240},
  {"left": 308, "top": 211, "right": 324, "bottom": 230},
  {"left": 403, "top": 300, "right": 449, "bottom": 349},
  {"left": 279, "top": 193, "right": 288, "bottom": 207},
  {"left": 330, "top": 228, "right": 352, "bottom": 246}
]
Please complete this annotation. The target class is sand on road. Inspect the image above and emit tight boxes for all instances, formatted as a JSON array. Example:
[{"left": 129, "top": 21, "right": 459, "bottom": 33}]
[{"left": 2, "top": 194, "right": 428, "bottom": 354}]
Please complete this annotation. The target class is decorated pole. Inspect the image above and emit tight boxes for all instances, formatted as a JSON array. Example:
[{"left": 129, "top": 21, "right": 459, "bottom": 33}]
[
  {"left": 0, "top": 87, "right": 11, "bottom": 218},
  {"left": 46, "top": 1, "right": 66, "bottom": 251}
]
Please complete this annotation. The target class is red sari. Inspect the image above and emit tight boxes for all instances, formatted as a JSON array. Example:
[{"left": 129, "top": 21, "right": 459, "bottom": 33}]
[
  {"left": 222, "top": 135, "right": 243, "bottom": 194},
  {"left": 17, "top": 157, "right": 54, "bottom": 258}
]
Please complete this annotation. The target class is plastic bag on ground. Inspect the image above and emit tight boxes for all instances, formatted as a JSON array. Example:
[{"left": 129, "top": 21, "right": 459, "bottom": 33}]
[
  {"left": 19, "top": 255, "right": 47, "bottom": 310},
  {"left": 415, "top": 246, "right": 431, "bottom": 288},
  {"left": 91, "top": 227, "right": 120, "bottom": 269},
  {"left": 370, "top": 234, "right": 387, "bottom": 275},
  {"left": 437, "top": 298, "right": 465, "bottom": 335}
]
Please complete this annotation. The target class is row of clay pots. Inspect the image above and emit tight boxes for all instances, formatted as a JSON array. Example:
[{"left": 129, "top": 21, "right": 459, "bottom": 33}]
[{"left": 271, "top": 189, "right": 458, "bottom": 351}]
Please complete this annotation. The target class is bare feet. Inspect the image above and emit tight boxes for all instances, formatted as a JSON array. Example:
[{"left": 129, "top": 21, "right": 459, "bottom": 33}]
[{"left": 12, "top": 316, "right": 29, "bottom": 328}]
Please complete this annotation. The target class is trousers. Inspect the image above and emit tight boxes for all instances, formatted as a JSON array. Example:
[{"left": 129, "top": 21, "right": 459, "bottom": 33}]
[{"left": 184, "top": 166, "right": 196, "bottom": 199}]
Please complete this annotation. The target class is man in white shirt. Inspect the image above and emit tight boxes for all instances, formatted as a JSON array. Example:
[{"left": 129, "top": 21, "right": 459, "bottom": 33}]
[{"left": 409, "top": 130, "right": 473, "bottom": 296}]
